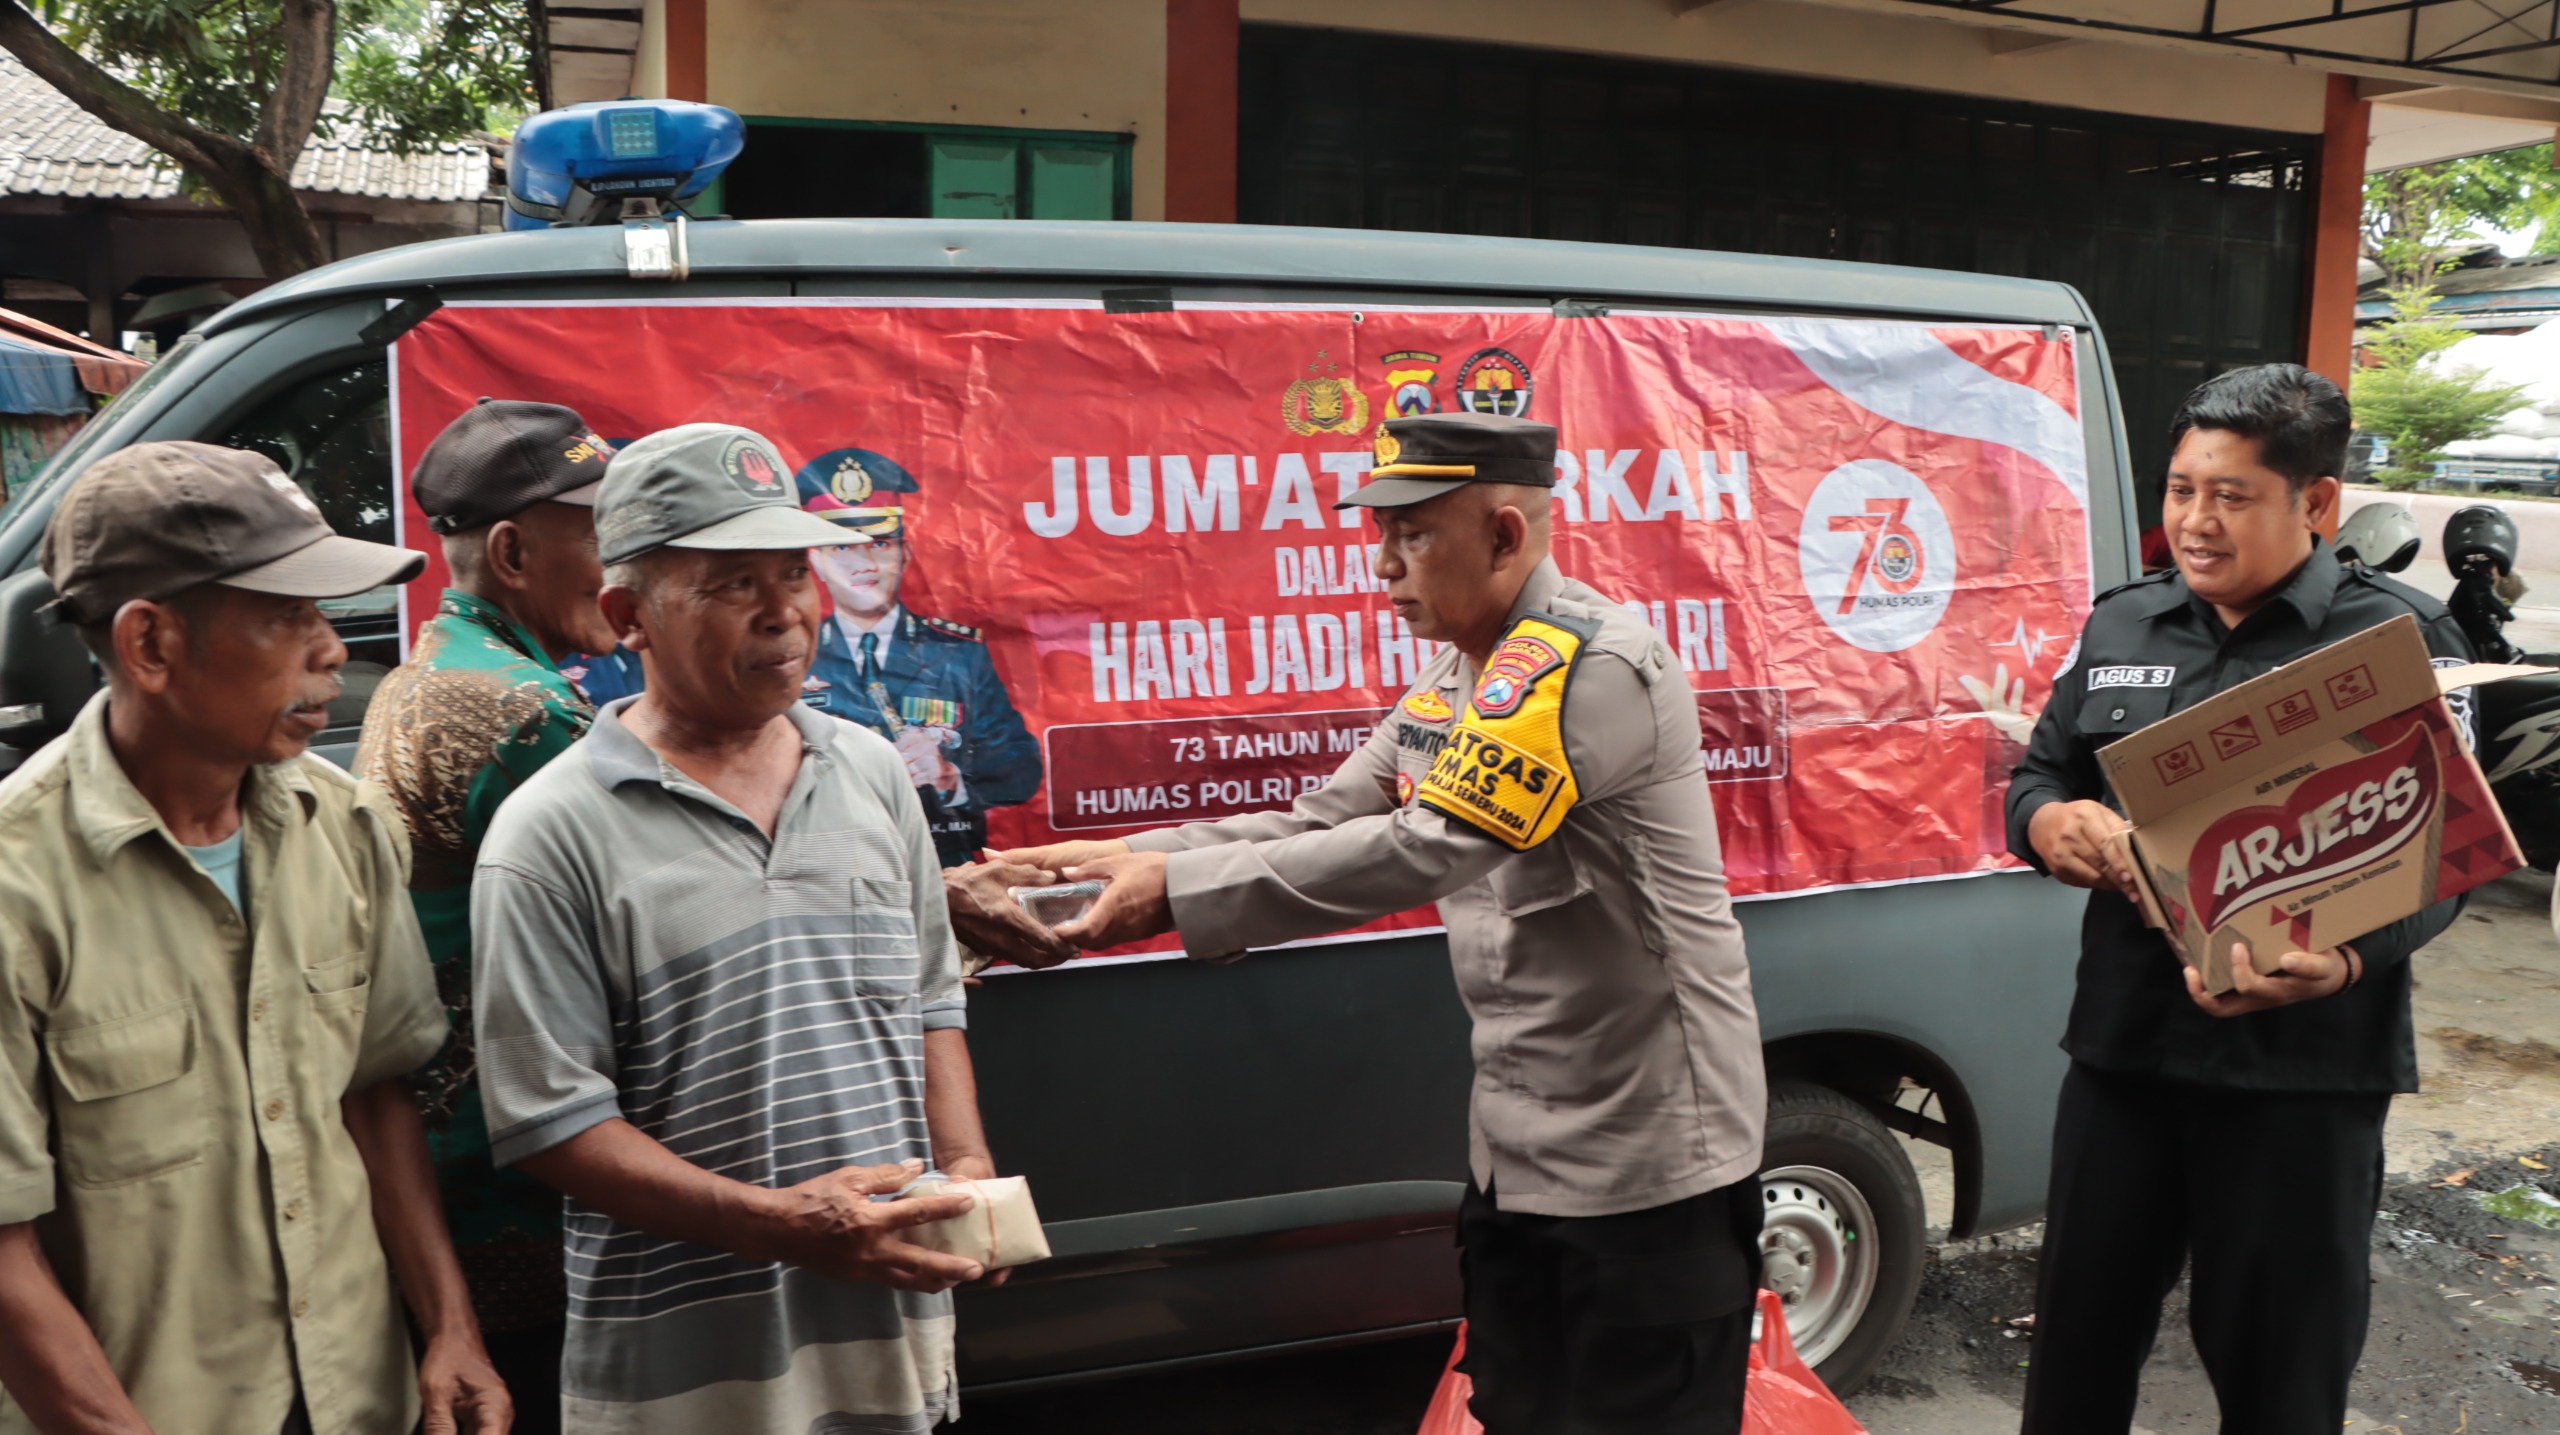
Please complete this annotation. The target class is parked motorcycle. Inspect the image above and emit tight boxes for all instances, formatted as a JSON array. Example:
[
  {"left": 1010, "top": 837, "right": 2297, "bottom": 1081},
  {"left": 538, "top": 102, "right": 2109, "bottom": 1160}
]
[{"left": 2434, "top": 504, "right": 2560, "bottom": 870}]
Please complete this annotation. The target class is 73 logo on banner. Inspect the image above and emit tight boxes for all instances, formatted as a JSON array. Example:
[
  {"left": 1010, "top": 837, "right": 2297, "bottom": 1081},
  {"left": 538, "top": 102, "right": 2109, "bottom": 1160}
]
[{"left": 1798, "top": 459, "right": 1957, "bottom": 654}]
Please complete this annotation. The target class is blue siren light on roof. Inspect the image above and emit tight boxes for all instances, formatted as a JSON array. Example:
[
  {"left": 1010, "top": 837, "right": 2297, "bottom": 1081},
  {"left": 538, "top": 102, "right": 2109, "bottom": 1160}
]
[{"left": 504, "top": 99, "right": 745, "bottom": 231}]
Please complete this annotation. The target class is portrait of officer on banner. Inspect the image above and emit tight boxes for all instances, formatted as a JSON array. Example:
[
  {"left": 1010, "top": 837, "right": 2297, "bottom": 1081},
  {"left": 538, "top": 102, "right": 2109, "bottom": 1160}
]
[{"left": 796, "top": 447, "right": 1043, "bottom": 866}]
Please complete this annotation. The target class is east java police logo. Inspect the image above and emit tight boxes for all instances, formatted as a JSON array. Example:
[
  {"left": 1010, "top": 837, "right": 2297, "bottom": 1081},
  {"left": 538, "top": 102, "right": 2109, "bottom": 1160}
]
[
  {"left": 1473, "top": 634, "right": 1566, "bottom": 718},
  {"left": 1383, "top": 350, "right": 1440, "bottom": 415},
  {"left": 829, "top": 455, "right": 875, "bottom": 504},
  {"left": 1455, "top": 347, "right": 1533, "bottom": 418},
  {"left": 721, "top": 437, "right": 787, "bottom": 496}
]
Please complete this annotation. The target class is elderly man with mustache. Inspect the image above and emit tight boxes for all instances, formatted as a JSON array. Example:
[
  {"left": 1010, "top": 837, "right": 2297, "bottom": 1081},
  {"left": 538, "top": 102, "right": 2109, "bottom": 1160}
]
[
  {"left": 0, "top": 443, "right": 510, "bottom": 1435},
  {"left": 467, "top": 425, "right": 1021, "bottom": 1435}
]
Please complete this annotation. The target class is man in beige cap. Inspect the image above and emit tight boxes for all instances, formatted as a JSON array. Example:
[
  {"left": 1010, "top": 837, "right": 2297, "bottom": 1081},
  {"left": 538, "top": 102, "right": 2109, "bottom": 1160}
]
[
  {"left": 1011, "top": 411, "right": 1769, "bottom": 1435},
  {"left": 469, "top": 424, "right": 1015, "bottom": 1434},
  {"left": 0, "top": 442, "right": 511, "bottom": 1434}
]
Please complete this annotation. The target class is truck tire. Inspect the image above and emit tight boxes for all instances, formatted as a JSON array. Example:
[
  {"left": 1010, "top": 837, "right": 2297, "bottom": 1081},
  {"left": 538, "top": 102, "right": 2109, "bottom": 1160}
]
[{"left": 1758, "top": 1080, "right": 1928, "bottom": 1394}]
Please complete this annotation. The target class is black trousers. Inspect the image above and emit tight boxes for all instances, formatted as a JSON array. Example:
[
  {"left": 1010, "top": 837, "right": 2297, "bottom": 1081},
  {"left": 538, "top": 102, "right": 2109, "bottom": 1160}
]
[
  {"left": 2021, "top": 1062, "right": 2391, "bottom": 1435},
  {"left": 482, "top": 1320, "right": 565, "bottom": 1435},
  {"left": 1457, "top": 1178, "right": 1764, "bottom": 1435}
]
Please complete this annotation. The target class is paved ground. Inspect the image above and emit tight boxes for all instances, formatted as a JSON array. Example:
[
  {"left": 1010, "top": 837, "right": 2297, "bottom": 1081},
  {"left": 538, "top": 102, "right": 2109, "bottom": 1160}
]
[{"left": 958, "top": 562, "right": 2560, "bottom": 1434}]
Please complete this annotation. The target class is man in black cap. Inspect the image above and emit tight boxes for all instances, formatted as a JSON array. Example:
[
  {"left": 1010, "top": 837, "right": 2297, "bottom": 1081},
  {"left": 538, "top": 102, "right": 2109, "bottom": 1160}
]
[
  {"left": 355, "top": 397, "right": 623, "bottom": 1432},
  {"left": 795, "top": 447, "right": 1043, "bottom": 867},
  {"left": 0, "top": 443, "right": 511, "bottom": 1433},
  {"left": 1010, "top": 412, "right": 1769, "bottom": 1435}
]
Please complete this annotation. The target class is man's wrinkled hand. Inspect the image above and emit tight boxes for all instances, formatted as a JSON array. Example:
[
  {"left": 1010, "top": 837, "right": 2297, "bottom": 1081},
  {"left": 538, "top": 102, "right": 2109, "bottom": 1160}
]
[
  {"left": 1055, "top": 851, "right": 1174, "bottom": 949},
  {"left": 2185, "top": 940, "right": 2353, "bottom": 1017},
  {"left": 2028, "top": 799, "right": 2139, "bottom": 897},
  {"left": 418, "top": 1330, "right": 512, "bottom": 1435},
  {"left": 943, "top": 861, "right": 1076, "bottom": 970},
  {"left": 997, "top": 838, "right": 1131, "bottom": 872},
  {"left": 759, "top": 1159, "right": 984, "bottom": 1293}
]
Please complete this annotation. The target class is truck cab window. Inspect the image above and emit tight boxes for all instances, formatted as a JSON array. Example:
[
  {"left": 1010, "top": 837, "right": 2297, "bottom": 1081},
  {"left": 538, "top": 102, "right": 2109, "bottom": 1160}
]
[{"left": 218, "top": 361, "right": 400, "bottom": 729}]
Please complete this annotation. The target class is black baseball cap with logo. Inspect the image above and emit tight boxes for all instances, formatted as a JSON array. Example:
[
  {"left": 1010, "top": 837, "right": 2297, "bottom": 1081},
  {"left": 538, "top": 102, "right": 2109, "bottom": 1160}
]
[
  {"left": 42, "top": 441, "right": 426, "bottom": 624},
  {"left": 1341, "top": 412, "right": 1561, "bottom": 509},
  {"left": 412, "top": 398, "right": 613, "bottom": 534},
  {"left": 595, "top": 423, "right": 866, "bottom": 565}
]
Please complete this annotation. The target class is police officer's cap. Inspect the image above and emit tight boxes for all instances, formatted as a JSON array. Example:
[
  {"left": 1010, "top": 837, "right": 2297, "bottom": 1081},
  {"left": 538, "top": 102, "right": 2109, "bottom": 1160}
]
[
  {"left": 1340, "top": 412, "right": 1559, "bottom": 510},
  {"left": 796, "top": 447, "right": 917, "bottom": 541}
]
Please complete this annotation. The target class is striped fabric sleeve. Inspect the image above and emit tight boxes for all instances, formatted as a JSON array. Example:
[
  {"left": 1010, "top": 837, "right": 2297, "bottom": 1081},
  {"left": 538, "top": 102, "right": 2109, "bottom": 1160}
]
[{"left": 473, "top": 862, "right": 627, "bottom": 1166}]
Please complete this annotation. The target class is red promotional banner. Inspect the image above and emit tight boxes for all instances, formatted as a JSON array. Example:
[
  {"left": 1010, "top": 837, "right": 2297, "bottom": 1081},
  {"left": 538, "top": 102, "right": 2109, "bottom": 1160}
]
[{"left": 392, "top": 300, "right": 2093, "bottom": 958}]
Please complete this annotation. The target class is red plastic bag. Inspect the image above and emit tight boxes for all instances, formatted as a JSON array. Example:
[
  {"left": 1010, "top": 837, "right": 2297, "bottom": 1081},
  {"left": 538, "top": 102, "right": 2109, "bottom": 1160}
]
[
  {"left": 1415, "top": 1292, "right": 1869, "bottom": 1435},
  {"left": 1743, "top": 1289, "right": 1869, "bottom": 1435},
  {"left": 1417, "top": 1321, "right": 1479, "bottom": 1435}
]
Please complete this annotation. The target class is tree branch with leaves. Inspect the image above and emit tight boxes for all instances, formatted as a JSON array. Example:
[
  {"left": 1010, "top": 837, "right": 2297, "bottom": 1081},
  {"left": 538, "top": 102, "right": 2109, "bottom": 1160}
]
[{"left": 0, "top": 0, "right": 537, "bottom": 281}]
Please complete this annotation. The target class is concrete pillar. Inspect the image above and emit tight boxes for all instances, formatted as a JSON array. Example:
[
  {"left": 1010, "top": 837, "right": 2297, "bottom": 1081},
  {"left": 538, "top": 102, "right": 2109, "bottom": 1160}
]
[
  {"left": 1164, "top": 0, "right": 1237, "bottom": 223},
  {"left": 2302, "top": 72, "right": 2370, "bottom": 392}
]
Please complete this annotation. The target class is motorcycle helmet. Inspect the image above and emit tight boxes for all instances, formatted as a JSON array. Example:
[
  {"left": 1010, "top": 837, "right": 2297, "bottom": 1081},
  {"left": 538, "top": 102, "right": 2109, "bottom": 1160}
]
[
  {"left": 2334, "top": 502, "right": 2421, "bottom": 572},
  {"left": 2444, "top": 504, "right": 2521, "bottom": 578}
]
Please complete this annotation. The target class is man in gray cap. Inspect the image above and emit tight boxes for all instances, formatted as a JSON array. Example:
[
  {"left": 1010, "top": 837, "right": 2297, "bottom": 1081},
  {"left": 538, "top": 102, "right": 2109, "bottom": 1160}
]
[
  {"left": 0, "top": 443, "right": 511, "bottom": 1434},
  {"left": 1011, "top": 412, "right": 1769, "bottom": 1435},
  {"left": 356, "top": 397, "right": 623, "bottom": 1435},
  {"left": 467, "top": 424, "right": 1022, "bottom": 1434}
]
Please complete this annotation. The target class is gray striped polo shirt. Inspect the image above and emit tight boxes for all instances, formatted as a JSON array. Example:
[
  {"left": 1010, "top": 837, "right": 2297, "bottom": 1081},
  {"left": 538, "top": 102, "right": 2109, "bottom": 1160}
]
[{"left": 472, "top": 698, "right": 965, "bottom": 1433}]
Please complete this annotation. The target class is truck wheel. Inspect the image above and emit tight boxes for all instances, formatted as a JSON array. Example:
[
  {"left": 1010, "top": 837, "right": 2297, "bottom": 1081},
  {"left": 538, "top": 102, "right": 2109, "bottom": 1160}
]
[{"left": 1758, "top": 1080, "right": 1928, "bottom": 1394}]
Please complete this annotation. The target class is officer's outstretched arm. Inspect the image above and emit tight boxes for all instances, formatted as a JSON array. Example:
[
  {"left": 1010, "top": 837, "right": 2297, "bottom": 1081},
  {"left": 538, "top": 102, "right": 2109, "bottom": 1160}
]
[
  {"left": 1157, "top": 805, "right": 1513, "bottom": 959},
  {"left": 1153, "top": 647, "right": 1665, "bottom": 959}
]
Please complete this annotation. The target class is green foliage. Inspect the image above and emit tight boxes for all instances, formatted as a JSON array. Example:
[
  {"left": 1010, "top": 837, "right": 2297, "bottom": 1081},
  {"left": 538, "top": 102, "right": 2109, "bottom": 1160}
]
[
  {"left": 40, "top": 0, "right": 530, "bottom": 156},
  {"left": 2364, "top": 145, "right": 2560, "bottom": 290},
  {"left": 2353, "top": 287, "right": 2530, "bottom": 490},
  {"left": 335, "top": 0, "right": 532, "bottom": 149}
]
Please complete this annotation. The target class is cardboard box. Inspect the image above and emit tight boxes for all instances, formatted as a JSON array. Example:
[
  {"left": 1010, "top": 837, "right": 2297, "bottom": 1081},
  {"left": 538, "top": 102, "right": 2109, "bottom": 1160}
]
[{"left": 2096, "top": 615, "right": 2541, "bottom": 995}]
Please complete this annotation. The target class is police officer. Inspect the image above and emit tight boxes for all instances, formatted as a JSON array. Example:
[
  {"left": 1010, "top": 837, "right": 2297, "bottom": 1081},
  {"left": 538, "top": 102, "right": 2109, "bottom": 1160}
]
[
  {"left": 2007, "top": 365, "right": 2469, "bottom": 1434},
  {"left": 795, "top": 447, "right": 1043, "bottom": 866},
  {"left": 1007, "top": 413, "right": 1768, "bottom": 1434}
]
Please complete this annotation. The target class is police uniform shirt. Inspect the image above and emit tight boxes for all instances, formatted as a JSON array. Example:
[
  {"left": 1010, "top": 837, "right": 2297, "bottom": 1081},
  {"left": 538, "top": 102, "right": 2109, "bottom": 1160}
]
[
  {"left": 802, "top": 608, "right": 1042, "bottom": 866},
  {"left": 1124, "top": 558, "right": 1766, "bottom": 1218},
  {"left": 2005, "top": 538, "right": 2471, "bottom": 1093}
]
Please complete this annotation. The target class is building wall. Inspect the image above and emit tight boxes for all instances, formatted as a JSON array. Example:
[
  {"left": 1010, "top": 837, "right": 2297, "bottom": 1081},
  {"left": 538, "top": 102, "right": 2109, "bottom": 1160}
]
[
  {"left": 1247, "top": 0, "right": 2330, "bottom": 138},
  {"left": 701, "top": 0, "right": 1169, "bottom": 219},
  {"left": 676, "top": 0, "right": 2338, "bottom": 222}
]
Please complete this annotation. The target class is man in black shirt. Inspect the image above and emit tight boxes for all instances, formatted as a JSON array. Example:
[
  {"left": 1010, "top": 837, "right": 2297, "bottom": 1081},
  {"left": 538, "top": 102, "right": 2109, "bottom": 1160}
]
[{"left": 2007, "top": 364, "right": 2468, "bottom": 1434}]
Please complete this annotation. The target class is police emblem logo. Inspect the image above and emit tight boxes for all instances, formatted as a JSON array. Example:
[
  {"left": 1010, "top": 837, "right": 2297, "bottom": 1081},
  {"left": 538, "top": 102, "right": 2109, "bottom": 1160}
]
[
  {"left": 1472, "top": 632, "right": 1566, "bottom": 718},
  {"left": 1396, "top": 771, "right": 1417, "bottom": 806},
  {"left": 1402, "top": 688, "right": 1453, "bottom": 723},
  {"left": 721, "top": 436, "right": 786, "bottom": 496},
  {"left": 1455, "top": 347, "right": 1534, "bottom": 418},
  {"left": 1383, "top": 350, "right": 1440, "bottom": 416},
  {"left": 1282, "top": 350, "right": 1372, "bottom": 437},
  {"left": 1375, "top": 429, "right": 1403, "bottom": 468},
  {"left": 1875, "top": 530, "right": 1921, "bottom": 587},
  {"left": 830, "top": 456, "right": 875, "bottom": 505}
]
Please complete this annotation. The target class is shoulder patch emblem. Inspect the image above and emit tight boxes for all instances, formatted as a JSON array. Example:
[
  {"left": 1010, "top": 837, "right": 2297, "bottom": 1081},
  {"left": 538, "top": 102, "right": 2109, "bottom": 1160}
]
[
  {"left": 1395, "top": 771, "right": 1416, "bottom": 806},
  {"left": 1402, "top": 688, "right": 1454, "bottom": 723},
  {"left": 1472, "top": 632, "right": 1567, "bottom": 718},
  {"left": 1418, "top": 611, "right": 1593, "bottom": 850}
]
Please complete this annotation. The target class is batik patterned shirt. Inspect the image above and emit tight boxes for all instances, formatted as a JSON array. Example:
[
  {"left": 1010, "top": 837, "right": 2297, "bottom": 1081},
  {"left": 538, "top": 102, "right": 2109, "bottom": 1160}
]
[{"left": 354, "top": 588, "right": 591, "bottom": 1330}]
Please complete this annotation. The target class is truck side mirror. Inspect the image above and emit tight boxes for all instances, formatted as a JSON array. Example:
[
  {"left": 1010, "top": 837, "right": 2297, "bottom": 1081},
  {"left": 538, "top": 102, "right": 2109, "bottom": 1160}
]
[{"left": 0, "top": 568, "right": 98, "bottom": 749}]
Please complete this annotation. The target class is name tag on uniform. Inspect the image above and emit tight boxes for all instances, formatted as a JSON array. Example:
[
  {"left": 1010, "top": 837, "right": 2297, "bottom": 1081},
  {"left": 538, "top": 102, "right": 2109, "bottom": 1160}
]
[{"left": 2087, "top": 665, "right": 2175, "bottom": 690}]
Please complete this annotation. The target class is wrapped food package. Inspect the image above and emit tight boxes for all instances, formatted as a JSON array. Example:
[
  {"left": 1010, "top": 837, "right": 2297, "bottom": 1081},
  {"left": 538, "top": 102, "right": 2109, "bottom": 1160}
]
[{"left": 906, "top": 1175, "right": 1052, "bottom": 1271}]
